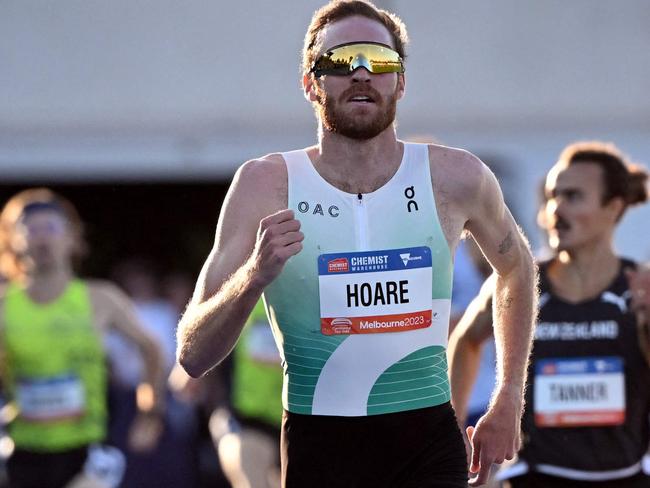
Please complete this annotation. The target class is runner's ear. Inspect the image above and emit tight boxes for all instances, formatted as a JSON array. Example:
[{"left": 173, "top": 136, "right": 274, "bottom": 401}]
[
  {"left": 396, "top": 73, "right": 406, "bottom": 100},
  {"left": 303, "top": 73, "right": 318, "bottom": 102}
]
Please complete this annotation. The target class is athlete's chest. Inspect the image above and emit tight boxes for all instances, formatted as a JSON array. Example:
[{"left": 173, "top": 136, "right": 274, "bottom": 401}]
[
  {"left": 290, "top": 181, "right": 430, "bottom": 222},
  {"left": 530, "top": 287, "right": 644, "bottom": 383},
  {"left": 530, "top": 294, "right": 643, "bottom": 429}
]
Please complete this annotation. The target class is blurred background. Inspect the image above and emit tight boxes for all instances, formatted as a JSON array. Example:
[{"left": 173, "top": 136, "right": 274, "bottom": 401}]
[
  {"left": 1, "top": 1, "right": 649, "bottom": 487},
  {"left": 2, "top": 0, "right": 649, "bottom": 277}
]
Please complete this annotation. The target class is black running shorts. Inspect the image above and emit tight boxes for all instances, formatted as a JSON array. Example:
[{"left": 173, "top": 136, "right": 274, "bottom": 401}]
[
  {"left": 7, "top": 446, "right": 88, "bottom": 488},
  {"left": 281, "top": 401, "right": 468, "bottom": 488}
]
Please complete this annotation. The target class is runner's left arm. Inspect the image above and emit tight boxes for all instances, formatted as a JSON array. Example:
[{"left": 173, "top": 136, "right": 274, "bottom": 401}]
[{"left": 460, "top": 154, "right": 538, "bottom": 487}]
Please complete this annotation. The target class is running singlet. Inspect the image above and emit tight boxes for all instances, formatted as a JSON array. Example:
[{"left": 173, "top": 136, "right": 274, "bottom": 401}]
[
  {"left": 263, "top": 142, "right": 453, "bottom": 416},
  {"left": 2, "top": 280, "right": 108, "bottom": 451},
  {"left": 502, "top": 259, "right": 650, "bottom": 482}
]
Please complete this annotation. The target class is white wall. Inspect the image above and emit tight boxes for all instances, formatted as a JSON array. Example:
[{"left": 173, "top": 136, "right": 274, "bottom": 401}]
[
  {"left": 1, "top": 0, "right": 649, "bottom": 256},
  {"left": 3, "top": 1, "right": 649, "bottom": 131}
]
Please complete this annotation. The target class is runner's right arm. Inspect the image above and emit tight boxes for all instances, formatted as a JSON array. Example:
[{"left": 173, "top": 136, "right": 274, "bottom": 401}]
[{"left": 177, "top": 157, "right": 303, "bottom": 378}]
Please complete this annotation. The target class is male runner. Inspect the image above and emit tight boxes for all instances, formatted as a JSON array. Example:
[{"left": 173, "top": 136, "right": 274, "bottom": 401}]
[
  {"left": 0, "top": 188, "right": 166, "bottom": 488},
  {"left": 177, "top": 1, "right": 537, "bottom": 486},
  {"left": 449, "top": 141, "right": 650, "bottom": 487}
]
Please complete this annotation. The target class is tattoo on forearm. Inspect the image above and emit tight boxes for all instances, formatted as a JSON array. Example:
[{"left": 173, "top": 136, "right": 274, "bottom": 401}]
[
  {"left": 498, "top": 231, "right": 513, "bottom": 255},
  {"left": 496, "top": 294, "right": 514, "bottom": 314}
]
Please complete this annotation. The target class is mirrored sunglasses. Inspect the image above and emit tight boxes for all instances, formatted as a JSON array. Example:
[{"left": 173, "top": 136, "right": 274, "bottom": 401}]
[{"left": 311, "top": 42, "right": 405, "bottom": 77}]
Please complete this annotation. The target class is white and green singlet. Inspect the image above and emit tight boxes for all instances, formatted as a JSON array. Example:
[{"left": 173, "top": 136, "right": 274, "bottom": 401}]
[{"left": 263, "top": 142, "right": 453, "bottom": 416}]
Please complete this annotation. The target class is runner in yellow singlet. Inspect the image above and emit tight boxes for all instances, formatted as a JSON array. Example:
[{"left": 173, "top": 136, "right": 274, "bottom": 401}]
[{"left": 0, "top": 188, "right": 167, "bottom": 488}]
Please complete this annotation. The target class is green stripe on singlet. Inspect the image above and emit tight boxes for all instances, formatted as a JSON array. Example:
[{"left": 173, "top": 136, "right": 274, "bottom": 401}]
[
  {"left": 366, "top": 345, "right": 450, "bottom": 415},
  {"left": 284, "top": 331, "right": 343, "bottom": 414}
]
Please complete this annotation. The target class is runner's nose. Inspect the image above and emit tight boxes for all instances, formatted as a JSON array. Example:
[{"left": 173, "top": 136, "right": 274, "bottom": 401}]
[{"left": 351, "top": 67, "right": 372, "bottom": 82}]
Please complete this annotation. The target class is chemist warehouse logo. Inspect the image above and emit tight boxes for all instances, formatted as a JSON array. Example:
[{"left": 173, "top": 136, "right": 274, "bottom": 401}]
[
  {"left": 399, "top": 253, "right": 423, "bottom": 267},
  {"left": 327, "top": 258, "right": 349, "bottom": 273}
]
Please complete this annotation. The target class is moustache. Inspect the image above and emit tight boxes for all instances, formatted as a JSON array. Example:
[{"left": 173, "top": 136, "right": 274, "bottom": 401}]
[{"left": 553, "top": 216, "right": 571, "bottom": 231}]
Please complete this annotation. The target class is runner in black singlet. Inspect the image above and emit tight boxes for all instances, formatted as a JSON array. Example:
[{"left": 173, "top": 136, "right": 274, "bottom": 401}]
[{"left": 449, "top": 141, "right": 650, "bottom": 487}]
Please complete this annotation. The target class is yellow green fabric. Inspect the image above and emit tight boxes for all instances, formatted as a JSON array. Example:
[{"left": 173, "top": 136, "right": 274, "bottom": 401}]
[
  {"left": 2, "top": 280, "right": 107, "bottom": 451},
  {"left": 231, "top": 300, "right": 283, "bottom": 427}
]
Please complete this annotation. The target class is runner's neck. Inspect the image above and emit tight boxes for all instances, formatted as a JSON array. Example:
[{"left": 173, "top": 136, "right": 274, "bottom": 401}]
[
  {"left": 549, "top": 247, "right": 620, "bottom": 303},
  {"left": 21, "top": 268, "right": 74, "bottom": 304},
  {"left": 308, "top": 133, "right": 404, "bottom": 194}
]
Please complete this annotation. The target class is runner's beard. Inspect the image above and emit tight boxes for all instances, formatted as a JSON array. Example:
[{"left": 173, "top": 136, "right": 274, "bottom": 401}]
[{"left": 315, "top": 85, "right": 398, "bottom": 140}]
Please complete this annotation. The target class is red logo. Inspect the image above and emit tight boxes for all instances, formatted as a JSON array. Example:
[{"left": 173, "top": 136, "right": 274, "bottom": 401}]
[
  {"left": 542, "top": 363, "right": 557, "bottom": 375},
  {"left": 328, "top": 258, "right": 349, "bottom": 273},
  {"left": 331, "top": 318, "right": 352, "bottom": 334}
]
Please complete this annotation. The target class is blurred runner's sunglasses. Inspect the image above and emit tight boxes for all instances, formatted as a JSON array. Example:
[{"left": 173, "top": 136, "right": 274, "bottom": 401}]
[{"left": 310, "top": 42, "right": 405, "bottom": 77}]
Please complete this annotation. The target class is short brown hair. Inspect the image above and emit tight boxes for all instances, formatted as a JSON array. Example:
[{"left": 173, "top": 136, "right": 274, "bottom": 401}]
[
  {"left": 302, "top": 0, "right": 409, "bottom": 74},
  {"left": 558, "top": 141, "right": 648, "bottom": 219},
  {"left": 0, "top": 188, "right": 87, "bottom": 280}
]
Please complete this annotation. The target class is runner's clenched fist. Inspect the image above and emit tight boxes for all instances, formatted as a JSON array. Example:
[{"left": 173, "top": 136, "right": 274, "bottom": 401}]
[{"left": 251, "top": 209, "right": 304, "bottom": 287}]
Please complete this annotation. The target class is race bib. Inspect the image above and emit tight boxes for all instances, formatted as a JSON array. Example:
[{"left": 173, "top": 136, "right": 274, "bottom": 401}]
[
  {"left": 17, "top": 374, "right": 86, "bottom": 422},
  {"left": 534, "top": 357, "right": 625, "bottom": 427},
  {"left": 318, "top": 247, "right": 433, "bottom": 335}
]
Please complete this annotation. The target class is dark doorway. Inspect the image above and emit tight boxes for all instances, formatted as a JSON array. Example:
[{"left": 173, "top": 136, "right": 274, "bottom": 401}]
[{"left": 0, "top": 181, "right": 230, "bottom": 279}]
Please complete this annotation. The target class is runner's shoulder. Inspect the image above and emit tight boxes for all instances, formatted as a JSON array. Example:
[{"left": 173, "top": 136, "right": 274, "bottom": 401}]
[
  {"left": 236, "top": 153, "right": 287, "bottom": 189},
  {"left": 229, "top": 153, "right": 289, "bottom": 216},
  {"left": 426, "top": 143, "right": 488, "bottom": 195}
]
